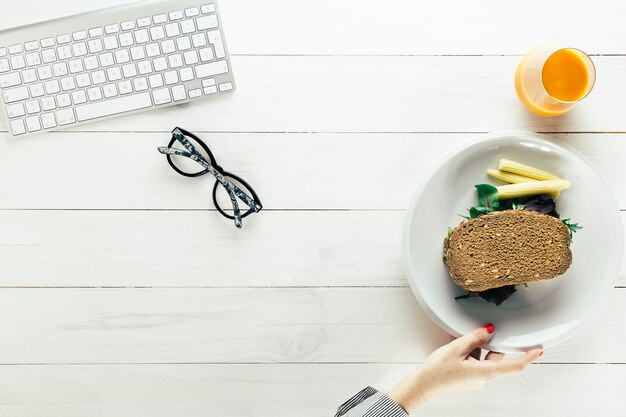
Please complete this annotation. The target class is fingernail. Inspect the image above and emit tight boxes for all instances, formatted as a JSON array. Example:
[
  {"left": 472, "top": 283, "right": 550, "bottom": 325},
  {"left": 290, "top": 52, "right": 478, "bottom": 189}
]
[
  {"left": 539, "top": 351, "right": 544, "bottom": 357},
  {"left": 483, "top": 323, "right": 495, "bottom": 334}
]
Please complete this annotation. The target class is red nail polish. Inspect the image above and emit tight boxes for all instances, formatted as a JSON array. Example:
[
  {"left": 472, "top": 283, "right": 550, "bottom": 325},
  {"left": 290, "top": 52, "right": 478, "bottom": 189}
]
[
  {"left": 483, "top": 323, "right": 495, "bottom": 334},
  {"left": 539, "top": 351, "right": 544, "bottom": 357}
]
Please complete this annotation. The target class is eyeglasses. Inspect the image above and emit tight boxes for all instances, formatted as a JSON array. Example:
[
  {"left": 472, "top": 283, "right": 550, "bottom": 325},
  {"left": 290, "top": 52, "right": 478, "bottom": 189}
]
[{"left": 157, "top": 127, "right": 263, "bottom": 229}]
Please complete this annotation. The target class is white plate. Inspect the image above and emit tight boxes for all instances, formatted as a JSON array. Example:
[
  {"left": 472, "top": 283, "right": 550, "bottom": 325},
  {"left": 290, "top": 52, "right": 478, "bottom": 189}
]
[{"left": 402, "top": 131, "right": 623, "bottom": 352}]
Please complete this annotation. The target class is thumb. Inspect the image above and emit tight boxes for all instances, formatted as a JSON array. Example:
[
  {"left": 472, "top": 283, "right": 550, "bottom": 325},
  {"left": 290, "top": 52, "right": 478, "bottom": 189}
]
[{"left": 449, "top": 323, "right": 495, "bottom": 356}]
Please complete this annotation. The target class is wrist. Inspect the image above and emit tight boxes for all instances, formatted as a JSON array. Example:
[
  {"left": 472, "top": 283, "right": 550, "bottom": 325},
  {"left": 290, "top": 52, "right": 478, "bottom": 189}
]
[{"left": 386, "top": 368, "right": 434, "bottom": 413}]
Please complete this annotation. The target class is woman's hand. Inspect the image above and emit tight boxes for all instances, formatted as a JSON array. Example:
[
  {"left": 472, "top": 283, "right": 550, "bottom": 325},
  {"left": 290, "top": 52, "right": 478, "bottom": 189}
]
[{"left": 386, "top": 323, "right": 543, "bottom": 413}]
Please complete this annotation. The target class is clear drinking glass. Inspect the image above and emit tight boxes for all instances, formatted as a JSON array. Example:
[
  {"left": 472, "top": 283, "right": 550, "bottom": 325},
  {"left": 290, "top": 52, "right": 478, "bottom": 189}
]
[{"left": 514, "top": 46, "right": 596, "bottom": 116}]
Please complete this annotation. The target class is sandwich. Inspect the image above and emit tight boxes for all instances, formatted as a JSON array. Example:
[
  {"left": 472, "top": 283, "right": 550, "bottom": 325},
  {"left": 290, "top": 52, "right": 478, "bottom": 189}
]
[{"left": 444, "top": 159, "right": 581, "bottom": 305}]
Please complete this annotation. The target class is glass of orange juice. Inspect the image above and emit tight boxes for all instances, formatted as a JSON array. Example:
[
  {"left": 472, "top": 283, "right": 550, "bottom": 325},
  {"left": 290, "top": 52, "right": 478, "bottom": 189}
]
[{"left": 515, "top": 46, "right": 596, "bottom": 116}]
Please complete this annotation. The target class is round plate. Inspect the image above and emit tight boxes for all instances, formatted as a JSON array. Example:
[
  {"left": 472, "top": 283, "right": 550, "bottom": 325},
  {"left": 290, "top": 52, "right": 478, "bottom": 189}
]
[{"left": 402, "top": 131, "right": 623, "bottom": 352}]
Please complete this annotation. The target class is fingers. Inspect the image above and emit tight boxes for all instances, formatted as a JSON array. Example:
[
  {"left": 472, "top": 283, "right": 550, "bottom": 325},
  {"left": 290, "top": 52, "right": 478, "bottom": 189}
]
[
  {"left": 449, "top": 324, "right": 495, "bottom": 356},
  {"left": 469, "top": 347, "right": 481, "bottom": 360},
  {"left": 486, "top": 349, "right": 543, "bottom": 376},
  {"left": 485, "top": 351, "right": 505, "bottom": 361}
]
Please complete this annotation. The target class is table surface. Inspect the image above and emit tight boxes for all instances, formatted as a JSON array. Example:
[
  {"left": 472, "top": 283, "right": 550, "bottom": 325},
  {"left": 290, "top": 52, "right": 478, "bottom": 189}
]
[{"left": 1, "top": 1, "right": 625, "bottom": 416}]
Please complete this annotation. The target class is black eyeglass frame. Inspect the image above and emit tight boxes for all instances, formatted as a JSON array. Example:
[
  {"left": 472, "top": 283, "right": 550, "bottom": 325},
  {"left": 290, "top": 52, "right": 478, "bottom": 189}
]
[{"left": 158, "top": 127, "right": 263, "bottom": 228}]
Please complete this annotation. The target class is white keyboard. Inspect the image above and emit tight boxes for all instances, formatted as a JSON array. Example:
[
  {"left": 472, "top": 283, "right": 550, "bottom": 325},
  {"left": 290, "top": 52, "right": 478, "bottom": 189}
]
[{"left": 0, "top": 0, "right": 235, "bottom": 137}]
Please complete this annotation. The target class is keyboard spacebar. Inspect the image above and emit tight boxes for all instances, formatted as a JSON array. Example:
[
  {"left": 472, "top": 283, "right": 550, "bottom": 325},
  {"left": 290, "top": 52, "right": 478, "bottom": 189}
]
[{"left": 75, "top": 93, "right": 153, "bottom": 121}]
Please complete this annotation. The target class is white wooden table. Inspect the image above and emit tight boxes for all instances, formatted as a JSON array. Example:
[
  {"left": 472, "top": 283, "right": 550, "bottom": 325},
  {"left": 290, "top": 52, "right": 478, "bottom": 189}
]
[{"left": 1, "top": 1, "right": 625, "bottom": 416}]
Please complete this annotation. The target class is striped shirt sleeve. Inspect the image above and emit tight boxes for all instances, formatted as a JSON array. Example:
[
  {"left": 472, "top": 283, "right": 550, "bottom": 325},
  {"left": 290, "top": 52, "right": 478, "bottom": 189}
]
[{"left": 335, "top": 387, "right": 408, "bottom": 417}]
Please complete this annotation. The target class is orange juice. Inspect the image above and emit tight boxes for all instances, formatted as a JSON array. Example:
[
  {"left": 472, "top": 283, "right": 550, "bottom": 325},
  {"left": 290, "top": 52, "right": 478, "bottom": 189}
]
[{"left": 515, "top": 46, "right": 595, "bottom": 116}]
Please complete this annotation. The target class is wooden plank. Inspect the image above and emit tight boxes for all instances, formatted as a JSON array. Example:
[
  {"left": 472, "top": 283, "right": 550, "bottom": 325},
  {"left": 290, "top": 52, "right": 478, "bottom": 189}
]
[
  {"left": 0, "top": 364, "right": 623, "bottom": 417},
  {"left": 2, "top": 1, "right": 626, "bottom": 55},
  {"left": 0, "top": 133, "right": 625, "bottom": 209},
  {"left": 0, "top": 56, "right": 625, "bottom": 133},
  {"left": 1, "top": 210, "right": 624, "bottom": 287},
  {"left": 0, "top": 287, "right": 624, "bottom": 364}
]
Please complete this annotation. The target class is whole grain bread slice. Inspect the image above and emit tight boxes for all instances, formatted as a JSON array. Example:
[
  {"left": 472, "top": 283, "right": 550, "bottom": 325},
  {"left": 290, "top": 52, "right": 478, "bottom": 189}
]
[{"left": 443, "top": 210, "right": 572, "bottom": 291}]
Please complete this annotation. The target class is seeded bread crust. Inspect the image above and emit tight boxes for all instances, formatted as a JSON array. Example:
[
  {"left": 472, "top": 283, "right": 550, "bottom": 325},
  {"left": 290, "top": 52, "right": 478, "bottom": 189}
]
[{"left": 443, "top": 210, "right": 572, "bottom": 291}]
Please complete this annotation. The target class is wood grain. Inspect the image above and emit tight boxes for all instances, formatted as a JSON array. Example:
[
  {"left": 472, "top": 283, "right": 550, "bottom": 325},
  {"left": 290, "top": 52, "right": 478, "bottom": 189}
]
[
  {"left": 0, "top": 287, "right": 624, "bottom": 364},
  {"left": 0, "top": 133, "right": 625, "bottom": 209},
  {"left": 0, "top": 210, "right": 623, "bottom": 287},
  {"left": 0, "top": 364, "right": 623, "bottom": 417},
  {"left": 2, "top": 1, "right": 626, "bottom": 55},
  {"left": 0, "top": 56, "right": 625, "bottom": 133}
]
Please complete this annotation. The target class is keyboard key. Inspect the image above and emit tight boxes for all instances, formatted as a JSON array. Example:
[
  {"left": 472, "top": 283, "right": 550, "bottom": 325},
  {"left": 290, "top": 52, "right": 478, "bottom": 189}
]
[
  {"left": 0, "top": 72, "right": 21, "bottom": 88},
  {"left": 91, "top": 70, "right": 106, "bottom": 84},
  {"left": 203, "top": 85, "right": 217, "bottom": 94},
  {"left": 165, "top": 23, "right": 180, "bottom": 37},
  {"left": 148, "top": 73, "right": 163, "bottom": 88},
  {"left": 22, "top": 69, "right": 37, "bottom": 83},
  {"left": 87, "top": 86, "right": 103, "bottom": 101},
  {"left": 84, "top": 56, "right": 99, "bottom": 70},
  {"left": 10, "top": 119, "right": 26, "bottom": 135},
  {"left": 103, "top": 36, "right": 119, "bottom": 50},
  {"left": 99, "top": 53, "right": 114, "bottom": 67},
  {"left": 172, "top": 84, "right": 186, "bottom": 101},
  {"left": 130, "top": 46, "right": 146, "bottom": 60},
  {"left": 45, "top": 80, "right": 60, "bottom": 94},
  {"left": 76, "top": 92, "right": 152, "bottom": 121},
  {"left": 137, "top": 17, "right": 151, "bottom": 27},
  {"left": 153, "top": 14, "right": 167, "bottom": 24},
  {"left": 176, "top": 36, "right": 191, "bottom": 50},
  {"left": 41, "top": 96, "right": 56, "bottom": 110},
  {"left": 0, "top": 47, "right": 7, "bottom": 56},
  {"left": 207, "top": 30, "right": 225, "bottom": 58},
  {"left": 41, "top": 112, "right": 56, "bottom": 128},
  {"left": 161, "top": 39, "right": 175, "bottom": 54},
  {"left": 72, "top": 89, "right": 87, "bottom": 104},
  {"left": 197, "top": 15, "right": 218, "bottom": 30},
  {"left": 180, "top": 19, "right": 195, "bottom": 34},
  {"left": 169, "top": 10, "right": 183, "bottom": 20},
  {"left": 57, "top": 34, "right": 71, "bottom": 44},
  {"left": 40, "top": 37, "right": 55, "bottom": 47},
  {"left": 168, "top": 53, "right": 183, "bottom": 68},
  {"left": 195, "top": 60, "right": 228, "bottom": 78},
  {"left": 118, "top": 80, "right": 133, "bottom": 94},
  {"left": 30, "top": 83, "right": 45, "bottom": 97},
  {"left": 219, "top": 82, "right": 233, "bottom": 92},
  {"left": 8, "top": 44, "right": 23, "bottom": 54},
  {"left": 105, "top": 24, "right": 120, "bottom": 34},
  {"left": 137, "top": 60, "right": 153, "bottom": 74},
  {"left": 61, "top": 76, "right": 76, "bottom": 91},
  {"left": 25, "top": 100, "right": 40, "bottom": 114},
  {"left": 0, "top": 59, "right": 9, "bottom": 72},
  {"left": 188, "top": 88, "right": 202, "bottom": 98},
  {"left": 152, "top": 87, "right": 171, "bottom": 104},
  {"left": 202, "top": 78, "right": 215, "bottom": 87},
  {"left": 150, "top": 26, "right": 165, "bottom": 40},
  {"left": 89, "top": 27, "right": 104, "bottom": 37},
  {"left": 57, "top": 93, "right": 71, "bottom": 107},
  {"left": 10, "top": 55, "right": 26, "bottom": 70},
  {"left": 41, "top": 49, "right": 56, "bottom": 63},
  {"left": 121, "top": 20, "right": 136, "bottom": 31},
  {"left": 180, "top": 67, "right": 194, "bottom": 81},
  {"left": 164, "top": 70, "right": 178, "bottom": 84},
  {"left": 103, "top": 83, "right": 118, "bottom": 98},
  {"left": 119, "top": 33, "right": 134, "bottom": 47},
  {"left": 153, "top": 57, "right": 167, "bottom": 71},
  {"left": 135, "top": 29, "right": 150, "bottom": 43},
  {"left": 145, "top": 43, "right": 160, "bottom": 57},
  {"left": 6, "top": 103, "right": 25, "bottom": 118},
  {"left": 37, "top": 66, "right": 52, "bottom": 80},
  {"left": 3, "top": 86, "right": 29, "bottom": 103},
  {"left": 199, "top": 47, "right": 214, "bottom": 62},
  {"left": 192, "top": 33, "right": 207, "bottom": 47},
  {"left": 26, "top": 52, "right": 41, "bottom": 66},
  {"left": 183, "top": 50, "right": 198, "bottom": 65},
  {"left": 25, "top": 115, "right": 41, "bottom": 132},
  {"left": 56, "top": 108, "right": 76, "bottom": 125},
  {"left": 107, "top": 66, "right": 122, "bottom": 81},
  {"left": 53, "top": 62, "right": 68, "bottom": 77},
  {"left": 76, "top": 73, "right": 91, "bottom": 87},
  {"left": 24, "top": 41, "right": 39, "bottom": 51},
  {"left": 72, "top": 42, "right": 88, "bottom": 57},
  {"left": 88, "top": 39, "right": 104, "bottom": 53},
  {"left": 115, "top": 49, "right": 130, "bottom": 63},
  {"left": 57, "top": 45, "right": 72, "bottom": 60},
  {"left": 69, "top": 59, "right": 84, "bottom": 73},
  {"left": 73, "top": 31, "right": 87, "bottom": 41},
  {"left": 201, "top": 4, "right": 216, "bottom": 14},
  {"left": 122, "top": 63, "right": 137, "bottom": 78},
  {"left": 185, "top": 7, "right": 200, "bottom": 17},
  {"left": 133, "top": 77, "right": 148, "bottom": 91}
]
